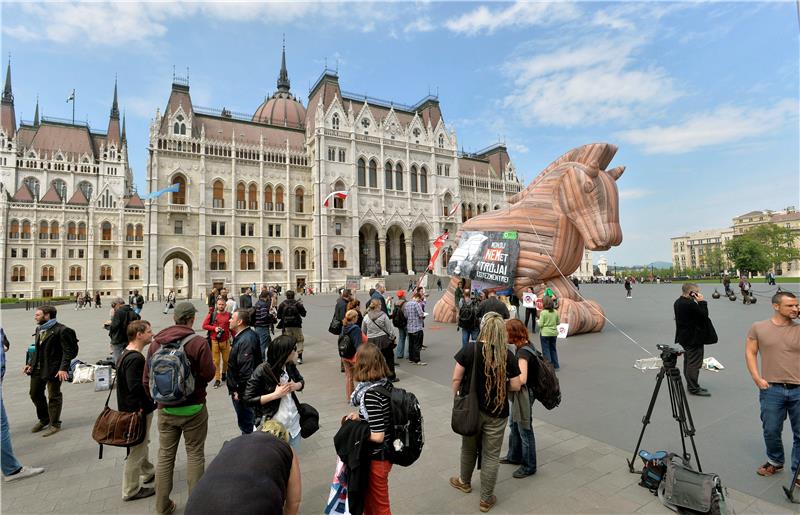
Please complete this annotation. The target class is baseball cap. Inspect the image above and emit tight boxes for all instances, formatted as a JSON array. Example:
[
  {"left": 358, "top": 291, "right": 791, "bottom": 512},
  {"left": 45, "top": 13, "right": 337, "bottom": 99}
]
[
  {"left": 174, "top": 302, "right": 198, "bottom": 320},
  {"left": 396, "top": 290, "right": 405, "bottom": 298}
]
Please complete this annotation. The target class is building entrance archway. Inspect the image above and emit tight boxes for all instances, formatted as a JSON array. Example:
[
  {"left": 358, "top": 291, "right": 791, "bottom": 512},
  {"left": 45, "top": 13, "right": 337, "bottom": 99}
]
[
  {"left": 359, "top": 224, "right": 380, "bottom": 276},
  {"left": 411, "top": 226, "right": 430, "bottom": 273},
  {"left": 386, "top": 225, "right": 407, "bottom": 274},
  {"left": 162, "top": 250, "right": 193, "bottom": 300}
]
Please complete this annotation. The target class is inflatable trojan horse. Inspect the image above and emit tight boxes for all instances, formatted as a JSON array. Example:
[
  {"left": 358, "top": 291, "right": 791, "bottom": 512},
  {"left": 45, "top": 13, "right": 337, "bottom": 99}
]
[{"left": 433, "top": 143, "right": 625, "bottom": 336}]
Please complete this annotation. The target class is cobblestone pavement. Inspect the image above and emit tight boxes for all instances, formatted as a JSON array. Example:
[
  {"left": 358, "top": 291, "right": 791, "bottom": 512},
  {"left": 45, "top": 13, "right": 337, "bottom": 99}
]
[{"left": 1, "top": 287, "right": 796, "bottom": 514}]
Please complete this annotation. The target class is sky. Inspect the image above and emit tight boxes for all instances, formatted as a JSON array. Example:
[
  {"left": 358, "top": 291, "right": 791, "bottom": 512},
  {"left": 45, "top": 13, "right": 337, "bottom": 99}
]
[{"left": 2, "top": 1, "right": 798, "bottom": 266}]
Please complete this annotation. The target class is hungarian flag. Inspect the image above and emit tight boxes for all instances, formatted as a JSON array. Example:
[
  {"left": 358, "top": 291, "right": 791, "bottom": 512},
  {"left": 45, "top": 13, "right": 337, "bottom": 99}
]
[
  {"left": 323, "top": 190, "right": 348, "bottom": 208},
  {"left": 447, "top": 203, "right": 459, "bottom": 217},
  {"left": 426, "top": 231, "right": 449, "bottom": 272}
]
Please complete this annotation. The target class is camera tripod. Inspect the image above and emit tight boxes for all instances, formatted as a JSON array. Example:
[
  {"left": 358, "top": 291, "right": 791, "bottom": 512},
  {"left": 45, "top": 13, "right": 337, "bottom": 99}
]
[{"left": 627, "top": 348, "right": 702, "bottom": 473}]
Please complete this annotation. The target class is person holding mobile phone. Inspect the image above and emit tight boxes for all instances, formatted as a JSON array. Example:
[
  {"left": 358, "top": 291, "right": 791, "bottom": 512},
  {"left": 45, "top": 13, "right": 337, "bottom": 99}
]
[{"left": 674, "top": 283, "right": 718, "bottom": 397}]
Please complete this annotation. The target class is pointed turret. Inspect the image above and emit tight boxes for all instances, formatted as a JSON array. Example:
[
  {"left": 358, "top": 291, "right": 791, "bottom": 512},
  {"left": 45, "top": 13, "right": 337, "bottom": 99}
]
[
  {"left": 121, "top": 112, "right": 127, "bottom": 142},
  {"left": 277, "top": 39, "right": 290, "bottom": 93},
  {"left": 33, "top": 96, "right": 39, "bottom": 127},
  {"left": 107, "top": 78, "right": 121, "bottom": 145},
  {"left": 1, "top": 58, "right": 16, "bottom": 137}
]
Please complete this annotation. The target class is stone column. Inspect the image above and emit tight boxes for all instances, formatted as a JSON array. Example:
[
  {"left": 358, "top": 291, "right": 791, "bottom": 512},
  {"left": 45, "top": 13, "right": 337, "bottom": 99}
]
[
  {"left": 378, "top": 238, "right": 387, "bottom": 277},
  {"left": 405, "top": 233, "right": 413, "bottom": 275}
]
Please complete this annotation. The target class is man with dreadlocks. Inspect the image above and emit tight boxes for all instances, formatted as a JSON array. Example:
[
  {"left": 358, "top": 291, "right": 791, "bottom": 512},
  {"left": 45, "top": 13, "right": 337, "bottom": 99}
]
[{"left": 449, "top": 313, "right": 523, "bottom": 513}]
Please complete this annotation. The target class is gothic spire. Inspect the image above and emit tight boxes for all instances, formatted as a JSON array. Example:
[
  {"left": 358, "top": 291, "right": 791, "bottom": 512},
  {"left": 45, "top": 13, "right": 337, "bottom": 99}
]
[
  {"left": 2, "top": 58, "right": 12, "bottom": 104},
  {"left": 121, "top": 111, "right": 126, "bottom": 142},
  {"left": 110, "top": 77, "right": 120, "bottom": 119},
  {"left": 33, "top": 96, "right": 39, "bottom": 126},
  {"left": 277, "top": 37, "right": 290, "bottom": 93}
]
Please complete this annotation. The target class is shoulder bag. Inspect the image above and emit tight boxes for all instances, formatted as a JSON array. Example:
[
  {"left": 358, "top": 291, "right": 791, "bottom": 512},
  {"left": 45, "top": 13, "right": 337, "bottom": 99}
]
[
  {"left": 368, "top": 313, "right": 396, "bottom": 350},
  {"left": 451, "top": 342, "right": 480, "bottom": 436},
  {"left": 91, "top": 351, "right": 146, "bottom": 459}
]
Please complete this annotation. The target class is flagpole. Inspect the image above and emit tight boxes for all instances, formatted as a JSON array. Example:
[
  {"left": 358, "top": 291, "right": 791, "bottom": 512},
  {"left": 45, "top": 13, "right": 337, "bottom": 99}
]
[{"left": 71, "top": 89, "right": 75, "bottom": 125}]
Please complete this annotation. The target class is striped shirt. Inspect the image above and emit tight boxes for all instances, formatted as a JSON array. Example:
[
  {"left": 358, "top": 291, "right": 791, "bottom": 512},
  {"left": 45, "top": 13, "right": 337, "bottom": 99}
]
[{"left": 360, "top": 389, "right": 391, "bottom": 456}]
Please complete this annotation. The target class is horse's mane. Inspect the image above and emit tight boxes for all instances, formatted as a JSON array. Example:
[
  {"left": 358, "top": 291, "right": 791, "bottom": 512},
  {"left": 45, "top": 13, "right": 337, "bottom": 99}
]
[{"left": 509, "top": 143, "right": 618, "bottom": 205}]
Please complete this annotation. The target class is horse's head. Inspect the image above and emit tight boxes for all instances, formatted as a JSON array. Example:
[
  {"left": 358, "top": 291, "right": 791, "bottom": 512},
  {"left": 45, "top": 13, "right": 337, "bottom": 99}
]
[{"left": 556, "top": 163, "right": 624, "bottom": 251}]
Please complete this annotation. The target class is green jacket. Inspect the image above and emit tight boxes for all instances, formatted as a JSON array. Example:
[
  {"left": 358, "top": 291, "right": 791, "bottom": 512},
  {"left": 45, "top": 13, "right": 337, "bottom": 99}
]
[{"left": 539, "top": 309, "right": 559, "bottom": 337}]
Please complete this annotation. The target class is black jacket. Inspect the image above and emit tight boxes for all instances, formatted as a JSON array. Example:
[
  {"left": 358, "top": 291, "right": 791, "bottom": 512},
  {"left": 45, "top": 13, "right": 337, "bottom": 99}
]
[
  {"left": 277, "top": 299, "right": 306, "bottom": 328},
  {"left": 226, "top": 327, "right": 262, "bottom": 396},
  {"left": 116, "top": 350, "right": 156, "bottom": 414},
  {"left": 242, "top": 362, "right": 304, "bottom": 420},
  {"left": 674, "top": 297, "right": 718, "bottom": 348},
  {"left": 333, "top": 420, "right": 372, "bottom": 515},
  {"left": 477, "top": 297, "right": 510, "bottom": 320},
  {"left": 334, "top": 297, "right": 349, "bottom": 322},
  {"left": 239, "top": 294, "right": 253, "bottom": 309},
  {"left": 31, "top": 322, "right": 79, "bottom": 379},
  {"left": 109, "top": 305, "right": 140, "bottom": 348}
]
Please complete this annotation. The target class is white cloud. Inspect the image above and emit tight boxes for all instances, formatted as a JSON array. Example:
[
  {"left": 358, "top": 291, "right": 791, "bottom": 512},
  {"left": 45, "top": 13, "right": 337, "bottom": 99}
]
[
  {"left": 508, "top": 142, "right": 529, "bottom": 154},
  {"left": 618, "top": 188, "right": 650, "bottom": 200},
  {"left": 502, "top": 38, "right": 681, "bottom": 127},
  {"left": 404, "top": 17, "right": 435, "bottom": 34},
  {"left": 444, "top": 1, "right": 580, "bottom": 35},
  {"left": 616, "top": 99, "right": 798, "bottom": 154}
]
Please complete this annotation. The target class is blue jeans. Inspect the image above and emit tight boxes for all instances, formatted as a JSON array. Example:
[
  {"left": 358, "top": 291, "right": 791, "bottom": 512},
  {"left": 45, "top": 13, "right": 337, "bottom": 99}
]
[
  {"left": 540, "top": 335, "right": 559, "bottom": 369},
  {"left": 506, "top": 399, "right": 537, "bottom": 474},
  {"left": 253, "top": 326, "right": 271, "bottom": 358},
  {"left": 461, "top": 327, "right": 480, "bottom": 349},
  {"left": 134, "top": 307, "right": 142, "bottom": 315},
  {"left": 289, "top": 433, "right": 300, "bottom": 449},
  {"left": 231, "top": 397, "right": 255, "bottom": 435},
  {"left": 1, "top": 384, "right": 23, "bottom": 476},
  {"left": 759, "top": 384, "right": 800, "bottom": 472},
  {"left": 395, "top": 328, "right": 408, "bottom": 359}
]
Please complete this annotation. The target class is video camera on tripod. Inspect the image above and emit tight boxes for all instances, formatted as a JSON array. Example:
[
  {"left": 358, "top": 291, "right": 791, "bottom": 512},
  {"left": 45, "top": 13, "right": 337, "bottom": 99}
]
[{"left": 656, "top": 344, "right": 683, "bottom": 366}]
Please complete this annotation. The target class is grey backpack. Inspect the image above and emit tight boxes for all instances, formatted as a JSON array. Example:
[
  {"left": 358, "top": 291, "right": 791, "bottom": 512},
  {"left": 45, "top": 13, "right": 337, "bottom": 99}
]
[
  {"left": 148, "top": 334, "right": 196, "bottom": 405},
  {"left": 658, "top": 454, "right": 732, "bottom": 514}
]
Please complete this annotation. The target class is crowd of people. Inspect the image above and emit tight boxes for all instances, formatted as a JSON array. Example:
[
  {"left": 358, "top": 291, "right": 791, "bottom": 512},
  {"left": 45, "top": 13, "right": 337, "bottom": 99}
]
[{"left": 2, "top": 280, "right": 799, "bottom": 515}]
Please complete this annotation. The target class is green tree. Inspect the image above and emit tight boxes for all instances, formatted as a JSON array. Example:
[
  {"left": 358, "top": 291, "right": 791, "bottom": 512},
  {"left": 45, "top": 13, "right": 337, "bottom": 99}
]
[
  {"left": 705, "top": 247, "right": 725, "bottom": 275},
  {"left": 726, "top": 235, "right": 770, "bottom": 274},
  {"left": 749, "top": 223, "right": 800, "bottom": 272}
]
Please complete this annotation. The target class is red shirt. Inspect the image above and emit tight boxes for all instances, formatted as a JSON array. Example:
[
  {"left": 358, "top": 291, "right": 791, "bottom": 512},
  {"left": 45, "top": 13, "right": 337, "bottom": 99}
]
[{"left": 203, "top": 310, "right": 232, "bottom": 341}]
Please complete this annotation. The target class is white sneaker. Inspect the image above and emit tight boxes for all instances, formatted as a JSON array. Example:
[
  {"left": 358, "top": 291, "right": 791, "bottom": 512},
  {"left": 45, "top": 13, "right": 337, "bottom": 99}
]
[{"left": 4, "top": 466, "right": 45, "bottom": 482}]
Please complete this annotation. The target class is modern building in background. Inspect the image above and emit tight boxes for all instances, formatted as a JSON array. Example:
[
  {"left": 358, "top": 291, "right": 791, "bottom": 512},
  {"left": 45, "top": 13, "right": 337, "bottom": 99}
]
[{"left": 1, "top": 50, "right": 595, "bottom": 299}]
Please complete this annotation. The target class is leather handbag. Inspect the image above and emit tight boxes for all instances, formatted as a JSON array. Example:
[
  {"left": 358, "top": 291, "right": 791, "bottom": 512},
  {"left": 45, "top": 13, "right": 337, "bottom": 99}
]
[
  {"left": 91, "top": 352, "right": 146, "bottom": 459},
  {"left": 328, "top": 315, "right": 343, "bottom": 336},
  {"left": 451, "top": 342, "right": 480, "bottom": 436}
]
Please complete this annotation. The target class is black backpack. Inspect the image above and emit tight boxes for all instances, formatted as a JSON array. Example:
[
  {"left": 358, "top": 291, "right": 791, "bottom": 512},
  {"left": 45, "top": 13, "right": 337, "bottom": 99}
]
[
  {"left": 458, "top": 302, "right": 477, "bottom": 330},
  {"left": 374, "top": 384, "right": 424, "bottom": 467},
  {"left": 337, "top": 332, "right": 356, "bottom": 359},
  {"left": 523, "top": 344, "right": 561, "bottom": 410},
  {"left": 392, "top": 301, "right": 408, "bottom": 329}
]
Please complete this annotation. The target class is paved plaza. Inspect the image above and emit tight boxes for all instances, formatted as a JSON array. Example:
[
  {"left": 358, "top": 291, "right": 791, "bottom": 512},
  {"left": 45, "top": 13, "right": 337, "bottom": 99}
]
[{"left": 2, "top": 283, "right": 799, "bottom": 514}]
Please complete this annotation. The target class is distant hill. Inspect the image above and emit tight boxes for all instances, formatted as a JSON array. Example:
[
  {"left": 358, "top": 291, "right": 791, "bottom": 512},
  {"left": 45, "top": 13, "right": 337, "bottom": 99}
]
[{"left": 648, "top": 261, "right": 672, "bottom": 269}]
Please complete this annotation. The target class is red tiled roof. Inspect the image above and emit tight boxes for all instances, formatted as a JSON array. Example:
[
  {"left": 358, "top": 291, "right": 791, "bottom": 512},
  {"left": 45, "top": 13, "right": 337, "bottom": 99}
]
[
  {"left": 772, "top": 212, "right": 800, "bottom": 222},
  {"left": 125, "top": 193, "right": 145, "bottom": 209},
  {"left": 39, "top": 184, "right": 62, "bottom": 203},
  {"left": 12, "top": 183, "right": 33, "bottom": 202},
  {"left": 67, "top": 188, "right": 89, "bottom": 205},
  {"left": 458, "top": 157, "right": 496, "bottom": 178},
  {"left": 1, "top": 103, "right": 15, "bottom": 138},
  {"left": 29, "top": 123, "right": 95, "bottom": 156},
  {"left": 194, "top": 114, "right": 305, "bottom": 150}
]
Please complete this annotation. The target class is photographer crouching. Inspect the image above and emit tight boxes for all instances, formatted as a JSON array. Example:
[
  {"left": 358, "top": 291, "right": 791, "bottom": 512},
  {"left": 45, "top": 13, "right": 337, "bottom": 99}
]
[{"left": 674, "top": 283, "right": 718, "bottom": 397}]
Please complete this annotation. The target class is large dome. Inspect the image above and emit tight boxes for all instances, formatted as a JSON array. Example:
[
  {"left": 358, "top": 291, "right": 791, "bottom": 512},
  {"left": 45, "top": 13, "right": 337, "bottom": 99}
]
[{"left": 253, "top": 91, "right": 305, "bottom": 128}]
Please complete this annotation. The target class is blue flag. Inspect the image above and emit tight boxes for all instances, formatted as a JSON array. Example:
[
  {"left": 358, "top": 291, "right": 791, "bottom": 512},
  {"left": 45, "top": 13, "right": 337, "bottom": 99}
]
[{"left": 145, "top": 183, "right": 181, "bottom": 200}]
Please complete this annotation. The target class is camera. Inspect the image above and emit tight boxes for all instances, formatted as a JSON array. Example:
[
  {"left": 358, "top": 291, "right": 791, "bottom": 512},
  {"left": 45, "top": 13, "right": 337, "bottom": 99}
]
[
  {"left": 656, "top": 344, "right": 683, "bottom": 357},
  {"left": 215, "top": 327, "right": 224, "bottom": 338}
]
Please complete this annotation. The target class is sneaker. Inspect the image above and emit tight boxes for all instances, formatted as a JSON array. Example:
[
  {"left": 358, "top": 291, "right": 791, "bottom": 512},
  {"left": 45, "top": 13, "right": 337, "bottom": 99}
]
[
  {"left": 221, "top": 373, "right": 227, "bottom": 382},
  {"left": 123, "top": 487, "right": 155, "bottom": 502},
  {"left": 479, "top": 495, "right": 497, "bottom": 512},
  {"left": 30, "top": 421, "right": 49, "bottom": 433},
  {"left": 213, "top": 380, "right": 221, "bottom": 389},
  {"left": 42, "top": 425, "right": 60, "bottom": 437},
  {"left": 512, "top": 467, "right": 536, "bottom": 478},
  {"left": 297, "top": 356, "right": 303, "bottom": 365},
  {"left": 757, "top": 462, "right": 783, "bottom": 476},
  {"left": 449, "top": 476, "right": 472, "bottom": 493},
  {"left": 689, "top": 389, "right": 711, "bottom": 397},
  {"left": 3, "top": 466, "right": 45, "bottom": 482},
  {"left": 415, "top": 361, "right": 428, "bottom": 366},
  {"left": 499, "top": 457, "right": 521, "bottom": 465}
]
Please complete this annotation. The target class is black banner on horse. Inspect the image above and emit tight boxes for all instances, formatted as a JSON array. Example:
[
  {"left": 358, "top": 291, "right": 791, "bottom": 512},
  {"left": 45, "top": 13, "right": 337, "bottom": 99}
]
[{"left": 446, "top": 231, "right": 520, "bottom": 286}]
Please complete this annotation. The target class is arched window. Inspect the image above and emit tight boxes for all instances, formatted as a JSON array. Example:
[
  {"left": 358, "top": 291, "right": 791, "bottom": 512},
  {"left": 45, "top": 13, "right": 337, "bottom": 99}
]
[
  {"left": 67, "top": 221, "right": 77, "bottom": 240},
  {"left": 171, "top": 175, "right": 186, "bottom": 204},
  {"left": 78, "top": 222, "right": 87, "bottom": 240},
  {"left": 461, "top": 203, "right": 467, "bottom": 223},
  {"left": 240, "top": 248, "right": 256, "bottom": 270},
  {"left": 11, "top": 265, "right": 25, "bottom": 282},
  {"left": 384, "top": 162, "right": 393, "bottom": 190},
  {"left": 9, "top": 220, "right": 19, "bottom": 239},
  {"left": 410, "top": 165, "right": 418, "bottom": 193},
  {"left": 41, "top": 265, "right": 55, "bottom": 281},
  {"left": 494, "top": 204, "right": 500, "bottom": 211},
  {"left": 275, "top": 186, "right": 285, "bottom": 211},
  {"left": 332, "top": 113, "right": 340, "bottom": 130},
  {"left": 267, "top": 249, "right": 283, "bottom": 270},
  {"left": 128, "top": 265, "right": 140, "bottom": 280},
  {"left": 174, "top": 115, "right": 186, "bottom": 135},
  {"left": 395, "top": 163, "right": 404, "bottom": 191},
  {"left": 332, "top": 247, "right": 346, "bottom": 269},
  {"left": 236, "top": 182, "right": 246, "bottom": 209},
  {"left": 99, "top": 265, "right": 112, "bottom": 281},
  {"left": 368, "top": 160, "right": 377, "bottom": 188},
  {"left": 135, "top": 224, "right": 143, "bottom": 241},
  {"left": 438, "top": 134, "right": 445, "bottom": 148},
  {"left": 212, "top": 180, "right": 224, "bottom": 208},
  {"left": 79, "top": 181, "right": 93, "bottom": 200},
  {"left": 357, "top": 158, "right": 366, "bottom": 187},
  {"left": 21, "top": 221, "right": 31, "bottom": 239},
  {"left": 334, "top": 181, "right": 346, "bottom": 208},
  {"left": 175, "top": 264, "right": 184, "bottom": 279},
  {"left": 69, "top": 266, "right": 82, "bottom": 281},
  {"left": 420, "top": 166, "right": 428, "bottom": 193},
  {"left": 101, "top": 221, "right": 112, "bottom": 241},
  {"left": 443, "top": 193, "right": 452, "bottom": 217},
  {"left": 24, "top": 177, "right": 39, "bottom": 198},
  {"left": 52, "top": 179, "right": 67, "bottom": 200},
  {"left": 294, "top": 249, "right": 307, "bottom": 270},
  {"left": 126, "top": 223, "right": 135, "bottom": 241},
  {"left": 38, "top": 220, "right": 49, "bottom": 240},
  {"left": 50, "top": 221, "right": 59, "bottom": 240},
  {"left": 295, "top": 187, "right": 304, "bottom": 213},
  {"left": 264, "top": 185, "right": 273, "bottom": 210},
  {"left": 210, "top": 248, "right": 227, "bottom": 270},
  {"left": 248, "top": 184, "right": 258, "bottom": 210}
]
